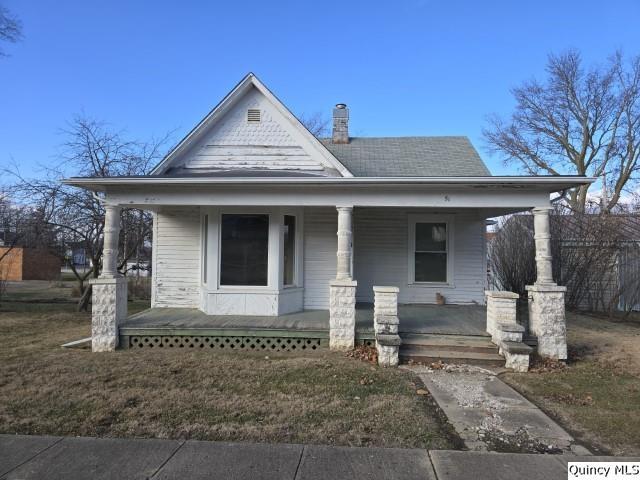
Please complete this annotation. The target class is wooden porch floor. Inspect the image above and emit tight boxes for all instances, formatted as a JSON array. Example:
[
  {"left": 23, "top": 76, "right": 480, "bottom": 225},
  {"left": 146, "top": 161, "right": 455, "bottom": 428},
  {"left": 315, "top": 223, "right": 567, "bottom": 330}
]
[{"left": 120, "top": 303, "right": 488, "bottom": 337}]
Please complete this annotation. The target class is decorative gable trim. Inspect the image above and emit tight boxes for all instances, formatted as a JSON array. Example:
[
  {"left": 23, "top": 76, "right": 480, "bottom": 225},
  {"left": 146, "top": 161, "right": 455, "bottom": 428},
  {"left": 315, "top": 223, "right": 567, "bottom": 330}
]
[{"left": 151, "top": 73, "right": 353, "bottom": 177}]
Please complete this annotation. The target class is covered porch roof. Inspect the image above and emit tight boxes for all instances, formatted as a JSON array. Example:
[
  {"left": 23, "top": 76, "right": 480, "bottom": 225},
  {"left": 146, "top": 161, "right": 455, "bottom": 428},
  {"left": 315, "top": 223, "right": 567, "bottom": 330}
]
[{"left": 63, "top": 175, "right": 595, "bottom": 217}]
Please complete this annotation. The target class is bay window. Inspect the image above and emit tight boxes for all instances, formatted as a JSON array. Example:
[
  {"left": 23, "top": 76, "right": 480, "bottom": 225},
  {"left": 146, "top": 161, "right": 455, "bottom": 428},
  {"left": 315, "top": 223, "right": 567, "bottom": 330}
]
[{"left": 220, "top": 214, "right": 269, "bottom": 286}]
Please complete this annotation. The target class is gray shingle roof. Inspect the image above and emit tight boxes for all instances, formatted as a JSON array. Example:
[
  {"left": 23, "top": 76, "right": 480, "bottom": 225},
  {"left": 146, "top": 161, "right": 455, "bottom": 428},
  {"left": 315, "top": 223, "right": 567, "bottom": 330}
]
[{"left": 320, "top": 136, "right": 491, "bottom": 177}]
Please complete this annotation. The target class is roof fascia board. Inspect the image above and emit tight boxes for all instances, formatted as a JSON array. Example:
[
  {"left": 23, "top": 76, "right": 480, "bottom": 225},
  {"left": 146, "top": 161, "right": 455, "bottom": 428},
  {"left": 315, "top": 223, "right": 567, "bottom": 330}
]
[{"left": 63, "top": 176, "right": 596, "bottom": 190}]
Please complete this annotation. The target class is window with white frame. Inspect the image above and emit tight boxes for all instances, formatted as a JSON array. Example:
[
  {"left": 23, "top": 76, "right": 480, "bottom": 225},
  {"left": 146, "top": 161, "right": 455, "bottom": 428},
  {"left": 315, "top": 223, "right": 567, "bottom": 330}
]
[
  {"left": 220, "top": 214, "right": 269, "bottom": 286},
  {"left": 410, "top": 219, "right": 449, "bottom": 283}
]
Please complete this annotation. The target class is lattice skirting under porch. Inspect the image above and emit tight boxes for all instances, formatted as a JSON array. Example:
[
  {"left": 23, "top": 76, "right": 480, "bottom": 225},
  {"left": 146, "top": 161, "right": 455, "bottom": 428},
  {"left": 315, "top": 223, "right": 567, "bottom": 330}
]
[{"left": 119, "top": 333, "right": 374, "bottom": 352}]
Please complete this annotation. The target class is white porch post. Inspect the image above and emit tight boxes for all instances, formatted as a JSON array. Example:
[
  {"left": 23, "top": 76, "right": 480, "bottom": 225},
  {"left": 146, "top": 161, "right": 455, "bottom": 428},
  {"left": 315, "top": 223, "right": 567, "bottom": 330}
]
[
  {"left": 329, "top": 206, "right": 357, "bottom": 350},
  {"left": 336, "top": 206, "right": 353, "bottom": 279},
  {"left": 532, "top": 207, "right": 554, "bottom": 285},
  {"left": 526, "top": 206, "right": 567, "bottom": 360},
  {"left": 91, "top": 204, "right": 128, "bottom": 352},
  {"left": 102, "top": 204, "right": 121, "bottom": 278}
]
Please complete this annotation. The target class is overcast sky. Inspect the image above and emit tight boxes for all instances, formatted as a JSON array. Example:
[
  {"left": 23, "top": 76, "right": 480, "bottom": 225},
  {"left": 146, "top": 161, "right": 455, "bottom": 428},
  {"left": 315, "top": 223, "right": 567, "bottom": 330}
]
[{"left": 1, "top": 0, "right": 639, "bottom": 178}]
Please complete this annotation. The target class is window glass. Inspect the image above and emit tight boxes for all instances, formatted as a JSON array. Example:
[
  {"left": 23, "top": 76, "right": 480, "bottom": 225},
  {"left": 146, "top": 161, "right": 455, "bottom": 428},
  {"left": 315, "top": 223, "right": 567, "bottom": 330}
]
[
  {"left": 220, "top": 214, "right": 269, "bottom": 286},
  {"left": 202, "top": 215, "right": 208, "bottom": 283},
  {"left": 283, "top": 215, "right": 296, "bottom": 286},
  {"left": 415, "top": 222, "right": 447, "bottom": 282}
]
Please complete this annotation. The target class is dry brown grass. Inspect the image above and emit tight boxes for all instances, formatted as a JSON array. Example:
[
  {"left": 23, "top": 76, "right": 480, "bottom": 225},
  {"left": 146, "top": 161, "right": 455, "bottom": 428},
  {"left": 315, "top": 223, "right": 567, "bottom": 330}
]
[
  {"left": 0, "top": 281, "right": 459, "bottom": 449},
  {"left": 503, "top": 311, "right": 640, "bottom": 456}
]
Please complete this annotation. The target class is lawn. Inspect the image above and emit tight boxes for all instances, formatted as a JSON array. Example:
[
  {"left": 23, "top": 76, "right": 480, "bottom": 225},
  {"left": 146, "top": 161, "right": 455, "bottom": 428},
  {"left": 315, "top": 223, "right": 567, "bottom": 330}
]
[
  {"left": 502, "top": 311, "right": 640, "bottom": 456},
  {"left": 0, "top": 281, "right": 459, "bottom": 449}
]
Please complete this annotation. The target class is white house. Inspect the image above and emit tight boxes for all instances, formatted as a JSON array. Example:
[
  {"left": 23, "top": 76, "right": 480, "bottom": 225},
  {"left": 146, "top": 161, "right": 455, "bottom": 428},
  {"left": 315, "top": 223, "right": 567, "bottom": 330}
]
[{"left": 65, "top": 73, "right": 594, "bottom": 368}]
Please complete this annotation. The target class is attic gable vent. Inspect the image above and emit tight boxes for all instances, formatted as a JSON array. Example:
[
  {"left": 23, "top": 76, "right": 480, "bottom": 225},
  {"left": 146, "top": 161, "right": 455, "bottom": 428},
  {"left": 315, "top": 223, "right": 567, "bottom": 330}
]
[{"left": 247, "top": 109, "right": 261, "bottom": 123}]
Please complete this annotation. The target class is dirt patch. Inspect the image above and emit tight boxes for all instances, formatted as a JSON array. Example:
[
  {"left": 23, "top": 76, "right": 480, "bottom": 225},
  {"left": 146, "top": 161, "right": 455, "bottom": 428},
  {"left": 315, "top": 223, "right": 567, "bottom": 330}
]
[
  {"left": 480, "top": 426, "right": 564, "bottom": 454},
  {"left": 567, "top": 312, "right": 640, "bottom": 375}
]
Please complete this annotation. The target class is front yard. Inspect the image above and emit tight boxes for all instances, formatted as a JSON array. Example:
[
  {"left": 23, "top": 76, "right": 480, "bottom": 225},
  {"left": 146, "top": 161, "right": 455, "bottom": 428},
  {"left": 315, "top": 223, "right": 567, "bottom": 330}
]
[
  {"left": 0, "top": 281, "right": 459, "bottom": 449},
  {"left": 503, "top": 311, "right": 640, "bottom": 456},
  {"left": 4, "top": 281, "right": 640, "bottom": 455}
]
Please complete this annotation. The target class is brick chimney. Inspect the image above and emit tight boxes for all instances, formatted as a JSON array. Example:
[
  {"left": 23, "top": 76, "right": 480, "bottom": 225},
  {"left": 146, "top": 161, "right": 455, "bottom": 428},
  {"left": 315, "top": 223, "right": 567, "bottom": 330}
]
[{"left": 332, "top": 103, "right": 349, "bottom": 144}]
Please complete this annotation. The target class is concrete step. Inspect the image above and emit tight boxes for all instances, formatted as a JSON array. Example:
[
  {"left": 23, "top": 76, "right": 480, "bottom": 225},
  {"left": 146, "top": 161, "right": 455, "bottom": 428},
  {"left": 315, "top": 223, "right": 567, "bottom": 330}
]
[
  {"left": 399, "top": 334, "right": 497, "bottom": 353},
  {"left": 399, "top": 344, "right": 504, "bottom": 367},
  {"left": 400, "top": 333, "right": 492, "bottom": 343}
]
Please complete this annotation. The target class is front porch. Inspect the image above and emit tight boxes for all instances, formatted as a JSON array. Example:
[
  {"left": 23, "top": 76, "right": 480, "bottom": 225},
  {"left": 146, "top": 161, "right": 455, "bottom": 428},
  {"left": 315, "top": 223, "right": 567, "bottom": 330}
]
[
  {"left": 119, "top": 303, "right": 488, "bottom": 350},
  {"left": 82, "top": 183, "right": 576, "bottom": 367}
]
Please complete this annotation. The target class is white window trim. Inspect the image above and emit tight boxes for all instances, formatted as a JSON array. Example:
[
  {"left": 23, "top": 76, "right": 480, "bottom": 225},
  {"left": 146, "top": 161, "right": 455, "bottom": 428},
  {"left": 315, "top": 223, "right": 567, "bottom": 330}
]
[
  {"left": 200, "top": 206, "right": 304, "bottom": 294},
  {"left": 281, "top": 209, "right": 304, "bottom": 289},
  {"left": 407, "top": 214, "right": 455, "bottom": 287}
]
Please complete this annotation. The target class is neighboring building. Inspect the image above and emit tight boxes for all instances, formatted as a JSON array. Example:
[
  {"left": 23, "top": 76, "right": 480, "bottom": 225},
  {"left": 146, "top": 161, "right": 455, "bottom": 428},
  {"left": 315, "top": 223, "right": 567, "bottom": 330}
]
[
  {"left": 65, "top": 243, "right": 90, "bottom": 270},
  {"left": 0, "top": 247, "right": 61, "bottom": 281},
  {"left": 65, "top": 73, "right": 592, "bottom": 366}
]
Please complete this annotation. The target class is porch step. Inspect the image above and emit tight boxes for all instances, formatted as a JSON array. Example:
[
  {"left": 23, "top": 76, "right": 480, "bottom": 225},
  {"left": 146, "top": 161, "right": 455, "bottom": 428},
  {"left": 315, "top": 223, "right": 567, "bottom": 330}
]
[
  {"left": 399, "top": 346, "right": 505, "bottom": 366},
  {"left": 399, "top": 335, "right": 504, "bottom": 367},
  {"left": 399, "top": 334, "right": 497, "bottom": 354}
]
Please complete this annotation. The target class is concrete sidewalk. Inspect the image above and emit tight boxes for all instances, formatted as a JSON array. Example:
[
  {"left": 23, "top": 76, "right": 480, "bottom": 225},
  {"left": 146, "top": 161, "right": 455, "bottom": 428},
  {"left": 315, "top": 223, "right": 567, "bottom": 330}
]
[
  {"left": 2, "top": 434, "right": 638, "bottom": 480},
  {"left": 405, "top": 363, "right": 582, "bottom": 453}
]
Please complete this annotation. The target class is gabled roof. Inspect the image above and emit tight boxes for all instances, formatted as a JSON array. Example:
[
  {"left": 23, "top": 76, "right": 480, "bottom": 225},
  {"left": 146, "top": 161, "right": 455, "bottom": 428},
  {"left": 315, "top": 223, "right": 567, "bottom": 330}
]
[
  {"left": 151, "top": 73, "right": 353, "bottom": 177},
  {"left": 320, "top": 136, "right": 491, "bottom": 177}
]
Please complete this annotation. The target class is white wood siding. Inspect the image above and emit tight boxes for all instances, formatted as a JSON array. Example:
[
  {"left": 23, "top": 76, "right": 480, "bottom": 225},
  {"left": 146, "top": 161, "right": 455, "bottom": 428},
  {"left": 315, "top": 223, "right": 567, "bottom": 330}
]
[
  {"left": 179, "top": 88, "right": 331, "bottom": 174},
  {"left": 353, "top": 208, "right": 486, "bottom": 304},
  {"left": 303, "top": 207, "right": 337, "bottom": 309},
  {"left": 152, "top": 206, "right": 486, "bottom": 310},
  {"left": 152, "top": 207, "right": 201, "bottom": 308},
  {"left": 302, "top": 207, "right": 486, "bottom": 309}
]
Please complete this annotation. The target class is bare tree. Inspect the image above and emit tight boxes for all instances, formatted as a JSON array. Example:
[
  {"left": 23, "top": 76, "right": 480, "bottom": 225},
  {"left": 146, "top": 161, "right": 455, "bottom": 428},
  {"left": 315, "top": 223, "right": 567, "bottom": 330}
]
[
  {"left": 0, "top": 4, "right": 22, "bottom": 57},
  {"left": 484, "top": 50, "right": 640, "bottom": 213},
  {"left": 299, "top": 112, "right": 330, "bottom": 137},
  {"left": 489, "top": 204, "right": 640, "bottom": 318},
  {"left": 6, "top": 115, "right": 169, "bottom": 310},
  {"left": 488, "top": 215, "right": 536, "bottom": 296}
]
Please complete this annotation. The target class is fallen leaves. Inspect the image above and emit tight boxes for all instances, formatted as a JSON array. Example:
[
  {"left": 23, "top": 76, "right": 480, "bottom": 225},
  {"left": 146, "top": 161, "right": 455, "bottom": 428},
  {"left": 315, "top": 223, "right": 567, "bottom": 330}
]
[{"left": 345, "top": 345, "right": 378, "bottom": 364}]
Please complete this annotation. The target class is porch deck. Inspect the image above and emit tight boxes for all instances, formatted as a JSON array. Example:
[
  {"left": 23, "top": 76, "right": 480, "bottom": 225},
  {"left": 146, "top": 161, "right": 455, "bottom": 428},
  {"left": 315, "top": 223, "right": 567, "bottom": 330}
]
[{"left": 120, "top": 303, "right": 488, "bottom": 338}]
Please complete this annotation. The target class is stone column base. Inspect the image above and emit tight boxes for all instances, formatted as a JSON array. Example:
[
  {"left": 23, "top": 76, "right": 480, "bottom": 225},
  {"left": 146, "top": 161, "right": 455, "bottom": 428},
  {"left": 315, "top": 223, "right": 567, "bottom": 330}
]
[
  {"left": 504, "top": 351, "right": 531, "bottom": 372},
  {"left": 91, "top": 276, "right": 128, "bottom": 352},
  {"left": 485, "top": 291, "right": 519, "bottom": 342},
  {"left": 329, "top": 279, "right": 357, "bottom": 351},
  {"left": 373, "top": 286, "right": 401, "bottom": 367},
  {"left": 526, "top": 284, "right": 567, "bottom": 360},
  {"left": 376, "top": 335, "right": 401, "bottom": 367}
]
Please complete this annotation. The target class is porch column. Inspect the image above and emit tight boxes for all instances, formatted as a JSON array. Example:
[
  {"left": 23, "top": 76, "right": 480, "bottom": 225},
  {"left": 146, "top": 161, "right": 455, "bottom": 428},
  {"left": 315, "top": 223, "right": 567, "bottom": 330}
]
[
  {"left": 329, "top": 206, "right": 357, "bottom": 350},
  {"left": 526, "top": 206, "right": 567, "bottom": 360},
  {"left": 336, "top": 206, "right": 353, "bottom": 279},
  {"left": 102, "top": 204, "right": 122, "bottom": 278},
  {"left": 91, "top": 204, "right": 128, "bottom": 352},
  {"left": 532, "top": 207, "right": 554, "bottom": 285}
]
